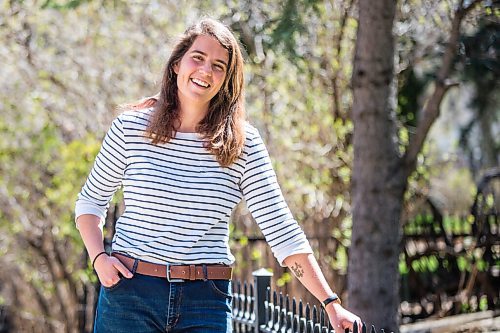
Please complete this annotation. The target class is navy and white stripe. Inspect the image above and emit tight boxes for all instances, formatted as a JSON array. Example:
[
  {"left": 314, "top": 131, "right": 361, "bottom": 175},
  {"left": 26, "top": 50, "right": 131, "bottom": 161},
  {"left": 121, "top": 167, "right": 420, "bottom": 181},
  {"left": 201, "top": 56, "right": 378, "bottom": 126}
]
[{"left": 75, "top": 108, "right": 312, "bottom": 266}]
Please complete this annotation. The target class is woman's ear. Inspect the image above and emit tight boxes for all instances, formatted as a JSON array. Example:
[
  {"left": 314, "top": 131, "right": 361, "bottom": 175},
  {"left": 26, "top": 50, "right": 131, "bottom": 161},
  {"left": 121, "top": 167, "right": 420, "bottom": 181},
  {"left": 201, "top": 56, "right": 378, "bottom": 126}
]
[{"left": 173, "top": 62, "right": 179, "bottom": 75}]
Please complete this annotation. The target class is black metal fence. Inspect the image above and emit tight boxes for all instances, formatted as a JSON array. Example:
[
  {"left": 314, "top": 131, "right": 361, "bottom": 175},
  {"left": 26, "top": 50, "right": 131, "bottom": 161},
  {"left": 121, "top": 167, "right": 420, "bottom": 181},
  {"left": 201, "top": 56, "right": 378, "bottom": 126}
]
[
  {"left": 0, "top": 305, "right": 10, "bottom": 333},
  {"left": 232, "top": 269, "right": 378, "bottom": 333}
]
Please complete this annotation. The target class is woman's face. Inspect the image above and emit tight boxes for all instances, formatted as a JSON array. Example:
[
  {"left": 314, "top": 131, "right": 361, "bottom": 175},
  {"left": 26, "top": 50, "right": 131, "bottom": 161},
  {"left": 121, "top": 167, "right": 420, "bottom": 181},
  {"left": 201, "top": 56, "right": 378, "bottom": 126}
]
[{"left": 174, "top": 35, "right": 229, "bottom": 110}]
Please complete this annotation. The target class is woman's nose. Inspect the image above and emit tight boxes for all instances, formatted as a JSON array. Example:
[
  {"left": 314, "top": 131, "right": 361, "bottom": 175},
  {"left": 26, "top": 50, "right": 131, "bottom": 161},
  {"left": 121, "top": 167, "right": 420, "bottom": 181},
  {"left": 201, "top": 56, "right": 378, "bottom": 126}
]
[{"left": 199, "top": 62, "right": 212, "bottom": 76}]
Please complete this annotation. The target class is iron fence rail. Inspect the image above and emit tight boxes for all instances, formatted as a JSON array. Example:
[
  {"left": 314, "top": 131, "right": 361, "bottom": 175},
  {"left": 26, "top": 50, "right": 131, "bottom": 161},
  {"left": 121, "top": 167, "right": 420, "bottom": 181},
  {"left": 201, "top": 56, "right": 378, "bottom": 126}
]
[{"left": 232, "top": 269, "right": 379, "bottom": 333}]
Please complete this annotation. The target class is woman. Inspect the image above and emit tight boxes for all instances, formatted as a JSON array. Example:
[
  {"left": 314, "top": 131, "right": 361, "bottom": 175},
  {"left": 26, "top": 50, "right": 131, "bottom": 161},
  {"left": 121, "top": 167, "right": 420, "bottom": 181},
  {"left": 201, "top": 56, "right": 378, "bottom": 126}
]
[{"left": 76, "top": 18, "right": 361, "bottom": 332}]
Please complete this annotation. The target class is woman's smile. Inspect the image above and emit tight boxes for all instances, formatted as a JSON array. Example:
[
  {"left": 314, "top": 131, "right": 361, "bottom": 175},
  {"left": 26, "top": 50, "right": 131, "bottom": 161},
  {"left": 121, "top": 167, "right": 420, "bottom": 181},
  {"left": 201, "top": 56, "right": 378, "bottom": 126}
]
[{"left": 191, "top": 78, "right": 210, "bottom": 88}]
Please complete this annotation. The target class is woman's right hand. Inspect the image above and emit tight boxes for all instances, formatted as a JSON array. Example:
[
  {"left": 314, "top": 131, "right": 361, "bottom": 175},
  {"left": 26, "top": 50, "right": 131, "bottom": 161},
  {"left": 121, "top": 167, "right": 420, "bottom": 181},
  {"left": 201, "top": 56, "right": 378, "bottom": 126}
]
[{"left": 94, "top": 254, "right": 133, "bottom": 287}]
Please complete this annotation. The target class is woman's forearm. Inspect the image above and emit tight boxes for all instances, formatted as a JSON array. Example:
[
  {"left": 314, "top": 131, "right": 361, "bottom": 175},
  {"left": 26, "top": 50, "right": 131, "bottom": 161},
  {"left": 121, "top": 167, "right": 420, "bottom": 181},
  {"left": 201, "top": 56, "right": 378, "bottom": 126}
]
[
  {"left": 284, "top": 253, "right": 362, "bottom": 330},
  {"left": 283, "top": 253, "right": 336, "bottom": 303},
  {"left": 76, "top": 214, "right": 106, "bottom": 261}
]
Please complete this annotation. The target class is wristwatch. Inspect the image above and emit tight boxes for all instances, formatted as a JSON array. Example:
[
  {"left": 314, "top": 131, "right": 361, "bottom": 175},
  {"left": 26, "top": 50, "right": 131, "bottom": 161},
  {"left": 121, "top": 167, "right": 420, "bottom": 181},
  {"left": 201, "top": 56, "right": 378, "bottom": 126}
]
[{"left": 321, "top": 293, "right": 342, "bottom": 308}]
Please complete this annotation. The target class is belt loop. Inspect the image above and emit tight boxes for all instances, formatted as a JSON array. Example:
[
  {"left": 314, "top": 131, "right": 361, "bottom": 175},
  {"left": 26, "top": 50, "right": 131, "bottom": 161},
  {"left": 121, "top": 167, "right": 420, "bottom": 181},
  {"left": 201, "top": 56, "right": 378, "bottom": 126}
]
[
  {"left": 189, "top": 265, "right": 196, "bottom": 281},
  {"left": 202, "top": 264, "right": 208, "bottom": 281},
  {"left": 132, "top": 258, "right": 139, "bottom": 274}
]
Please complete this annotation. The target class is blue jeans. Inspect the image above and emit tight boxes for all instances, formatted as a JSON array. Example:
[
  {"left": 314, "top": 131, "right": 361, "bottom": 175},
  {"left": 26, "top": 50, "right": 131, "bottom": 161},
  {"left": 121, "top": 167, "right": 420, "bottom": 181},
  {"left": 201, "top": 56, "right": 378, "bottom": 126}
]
[{"left": 94, "top": 268, "right": 233, "bottom": 332}]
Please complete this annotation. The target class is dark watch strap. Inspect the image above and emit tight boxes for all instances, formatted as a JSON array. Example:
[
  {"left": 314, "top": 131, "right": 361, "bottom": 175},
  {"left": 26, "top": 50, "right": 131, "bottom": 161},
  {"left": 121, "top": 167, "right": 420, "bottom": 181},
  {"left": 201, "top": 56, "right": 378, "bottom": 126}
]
[{"left": 321, "top": 293, "right": 341, "bottom": 307}]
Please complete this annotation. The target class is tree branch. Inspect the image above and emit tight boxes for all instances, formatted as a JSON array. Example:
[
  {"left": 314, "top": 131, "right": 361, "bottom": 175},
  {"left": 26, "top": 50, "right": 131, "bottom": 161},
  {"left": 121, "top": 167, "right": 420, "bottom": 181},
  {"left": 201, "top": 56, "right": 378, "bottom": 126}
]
[
  {"left": 332, "top": 0, "right": 355, "bottom": 119},
  {"left": 25, "top": 234, "right": 71, "bottom": 331},
  {"left": 402, "top": 0, "right": 483, "bottom": 178}
]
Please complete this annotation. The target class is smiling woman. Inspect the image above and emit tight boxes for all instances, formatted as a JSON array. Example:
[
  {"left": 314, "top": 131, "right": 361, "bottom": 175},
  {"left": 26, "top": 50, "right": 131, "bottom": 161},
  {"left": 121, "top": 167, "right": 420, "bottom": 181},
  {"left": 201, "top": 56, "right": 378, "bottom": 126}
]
[
  {"left": 173, "top": 35, "right": 230, "bottom": 127},
  {"left": 74, "top": 17, "right": 361, "bottom": 333}
]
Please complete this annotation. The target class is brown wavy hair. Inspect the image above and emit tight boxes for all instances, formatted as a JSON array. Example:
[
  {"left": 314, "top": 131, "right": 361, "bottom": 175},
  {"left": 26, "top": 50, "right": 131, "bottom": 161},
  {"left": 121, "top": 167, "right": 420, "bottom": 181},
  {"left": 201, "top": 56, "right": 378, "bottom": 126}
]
[{"left": 124, "top": 18, "right": 246, "bottom": 167}]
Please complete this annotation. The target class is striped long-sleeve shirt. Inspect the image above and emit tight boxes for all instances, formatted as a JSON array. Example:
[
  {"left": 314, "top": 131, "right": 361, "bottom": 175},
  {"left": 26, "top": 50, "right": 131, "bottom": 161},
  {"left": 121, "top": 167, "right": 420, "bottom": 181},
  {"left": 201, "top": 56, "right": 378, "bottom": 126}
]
[{"left": 75, "top": 108, "right": 312, "bottom": 266}]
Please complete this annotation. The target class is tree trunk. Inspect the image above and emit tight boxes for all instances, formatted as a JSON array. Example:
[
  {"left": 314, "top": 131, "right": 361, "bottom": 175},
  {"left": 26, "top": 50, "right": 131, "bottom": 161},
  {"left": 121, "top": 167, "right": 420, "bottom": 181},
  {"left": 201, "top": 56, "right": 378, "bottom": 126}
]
[
  {"left": 347, "top": 0, "right": 481, "bottom": 330},
  {"left": 348, "top": 0, "right": 405, "bottom": 331}
]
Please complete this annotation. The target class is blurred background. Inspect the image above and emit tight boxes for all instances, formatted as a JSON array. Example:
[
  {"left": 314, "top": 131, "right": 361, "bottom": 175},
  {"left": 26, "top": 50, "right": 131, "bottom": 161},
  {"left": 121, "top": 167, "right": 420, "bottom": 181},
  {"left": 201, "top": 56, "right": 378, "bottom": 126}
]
[{"left": 0, "top": 0, "right": 498, "bottom": 332}]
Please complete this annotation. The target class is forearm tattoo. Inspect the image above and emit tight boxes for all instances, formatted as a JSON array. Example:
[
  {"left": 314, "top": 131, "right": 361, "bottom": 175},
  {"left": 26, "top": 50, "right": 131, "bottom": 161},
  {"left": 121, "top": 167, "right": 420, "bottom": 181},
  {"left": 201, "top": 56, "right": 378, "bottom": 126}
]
[{"left": 290, "top": 262, "right": 305, "bottom": 278}]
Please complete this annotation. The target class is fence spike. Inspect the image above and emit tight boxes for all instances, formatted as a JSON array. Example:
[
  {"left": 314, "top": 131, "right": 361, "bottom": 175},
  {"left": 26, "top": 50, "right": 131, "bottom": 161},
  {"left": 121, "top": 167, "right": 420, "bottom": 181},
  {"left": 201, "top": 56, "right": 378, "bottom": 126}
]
[
  {"left": 286, "top": 311, "right": 293, "bottom": 331},
  {"left": 272, "top": 291, "right": 279, "bottom": 327},
  {"left": 305, "top": 303, "right": 311, "bottom": 321},
  {"left": 300, "top": 317, "right": 307, "bottom": 333},
  {"left": 306, "top": 318, "right": 314, "bottom": 333},
  {"left": 278, "top": 303, "right": 284, "bottom": 331},
  {"left": 362, "top": 322, "right": 367, "bottom": 333},
  {"left": 312, "top": 305, "right": 318, "bottom": 323},
  {"left": 264, "top": 287, "right": 270, "bottom": 325},
  {"left": 235, "top": 280, "right": 241, "bottom": 318},
  {"left": 249, "top": 282, "right": 254, "bottom": 320},
  {"left": 274, "top": 305, "right": 281, "bottom": 331},
  {"left": 292, "top": 313, "right": 300, "bottom": 332},
  {"left": 370, "top": 325, "right": 376, "bottom": 333},
  {"left": 237, "top": 281, "right": 242, "bottom": 317},
  {"left": 353, "top": 321, "right": 358, "bottom": 333},
  {"left": 320, "top": 307, "right": 326, "bottom": 327},
  {"left": 292, "top": 297, "right": 297, "bottom": 317},
  {"left": 299, "top": 299, "right": 304, "bottom": 318},
  {"left": 284, "top": 294, "right": 291, "bottom": 330},
  {"left": 243, "top": 281, "right": 248, "bottom": 319},
  {"left": 231, "top": 280, "right": 237, "bottom": 318},
  {"left": 284, "top": 307, "right": 290, "bottom": 330},
  {"left": 240, "top": 282, "right": 246, "bottom": 319}
]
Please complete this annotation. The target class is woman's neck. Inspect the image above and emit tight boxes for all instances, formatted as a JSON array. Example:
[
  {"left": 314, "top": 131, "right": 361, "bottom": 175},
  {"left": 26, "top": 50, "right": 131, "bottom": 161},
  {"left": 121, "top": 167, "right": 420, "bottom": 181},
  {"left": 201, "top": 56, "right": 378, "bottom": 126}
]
[{"left": 176, "top": 99, "right": 209, "bottom": 133}]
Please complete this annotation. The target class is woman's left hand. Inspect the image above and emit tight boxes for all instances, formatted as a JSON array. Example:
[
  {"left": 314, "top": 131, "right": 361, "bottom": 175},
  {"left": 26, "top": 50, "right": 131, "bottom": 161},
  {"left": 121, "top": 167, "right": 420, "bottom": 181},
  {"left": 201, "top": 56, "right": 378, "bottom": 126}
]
[{"left": 326, "top": 303, "right": 363, "bottom": 332}]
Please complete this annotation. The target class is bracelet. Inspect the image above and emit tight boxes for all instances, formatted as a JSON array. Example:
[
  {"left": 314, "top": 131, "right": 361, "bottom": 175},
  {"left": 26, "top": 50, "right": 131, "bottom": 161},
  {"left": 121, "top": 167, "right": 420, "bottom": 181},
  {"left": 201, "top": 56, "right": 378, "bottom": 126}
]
[
  {"left": 321, "top": 293, "right": 342, "bottom": 308},
  {"left": 92, "top": 251, "right": 108, "bottom": 269}
]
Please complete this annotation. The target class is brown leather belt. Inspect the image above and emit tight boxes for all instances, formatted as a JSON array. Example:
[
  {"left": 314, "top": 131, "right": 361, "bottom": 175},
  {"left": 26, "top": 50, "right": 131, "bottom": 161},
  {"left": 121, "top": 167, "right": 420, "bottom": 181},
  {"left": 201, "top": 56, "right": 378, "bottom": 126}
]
[{"left": 112, "top": 253, "right": 233, "bottom": 281}]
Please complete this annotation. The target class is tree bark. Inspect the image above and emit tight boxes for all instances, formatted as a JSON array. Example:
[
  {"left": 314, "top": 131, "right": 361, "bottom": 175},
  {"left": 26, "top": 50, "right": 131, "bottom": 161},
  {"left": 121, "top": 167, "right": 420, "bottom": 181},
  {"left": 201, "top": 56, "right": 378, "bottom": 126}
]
[{"left": 348, "top": 0, "right": 404, "bottom": 331}]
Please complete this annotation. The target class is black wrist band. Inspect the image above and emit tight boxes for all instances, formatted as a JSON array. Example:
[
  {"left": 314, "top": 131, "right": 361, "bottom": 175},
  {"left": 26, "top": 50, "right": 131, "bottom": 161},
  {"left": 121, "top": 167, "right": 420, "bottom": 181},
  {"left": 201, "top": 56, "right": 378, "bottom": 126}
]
[
  {"left": 92, "top": 251, "right": 107, "bottom": 269},
  {"left": 321, "top": 293, "right": 341, "bottom": 307}
]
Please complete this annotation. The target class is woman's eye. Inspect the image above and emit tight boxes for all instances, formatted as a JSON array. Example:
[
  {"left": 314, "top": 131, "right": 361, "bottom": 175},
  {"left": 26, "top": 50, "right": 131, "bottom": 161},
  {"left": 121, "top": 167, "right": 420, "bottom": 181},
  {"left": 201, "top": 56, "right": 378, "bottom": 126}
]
[
  {"left": 214, "top": 64, "right": 225, "bottom": 71},
  {"left": 193, "top": 55, "right": 203, "bottom": 61}
]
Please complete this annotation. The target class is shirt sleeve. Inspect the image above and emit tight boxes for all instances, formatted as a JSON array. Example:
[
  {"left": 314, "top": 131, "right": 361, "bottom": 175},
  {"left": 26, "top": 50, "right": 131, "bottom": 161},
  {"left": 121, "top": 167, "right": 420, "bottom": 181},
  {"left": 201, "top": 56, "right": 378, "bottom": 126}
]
[
  {"left": 239, "top": 127, "right": 313, "bottom": 266},
  {"left": 74, "top": 115, "right": 126, "bottom": 229}
]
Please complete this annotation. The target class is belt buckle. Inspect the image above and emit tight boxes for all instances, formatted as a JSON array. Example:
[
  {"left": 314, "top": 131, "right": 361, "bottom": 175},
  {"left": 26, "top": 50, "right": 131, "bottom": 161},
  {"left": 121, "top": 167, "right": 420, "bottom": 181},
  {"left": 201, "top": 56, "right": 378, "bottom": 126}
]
[{"left": 166, "top": 264, "right": 184, "bottom": 283}]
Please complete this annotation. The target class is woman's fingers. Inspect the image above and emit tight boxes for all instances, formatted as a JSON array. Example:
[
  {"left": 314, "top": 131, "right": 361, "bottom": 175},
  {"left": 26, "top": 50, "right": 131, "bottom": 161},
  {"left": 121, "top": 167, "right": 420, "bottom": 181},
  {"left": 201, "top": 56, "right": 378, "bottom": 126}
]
[
  {"left": 343, "top": 319, "right": 363, "bottom": 332},
  {"left": 95, "top": 256, "right": 133, "bottom": 287},
  {"left": 343, "top": 320, "right": 353, "bottom": 332},
  {"left": 113, "top": 259, "right": 133, "bottom": 278},
  {"left": 338, "top": 313, "right": 363, "bottom": 332},
  {"left": 102, "top": 275, "right": 121, "bottom": 287}
]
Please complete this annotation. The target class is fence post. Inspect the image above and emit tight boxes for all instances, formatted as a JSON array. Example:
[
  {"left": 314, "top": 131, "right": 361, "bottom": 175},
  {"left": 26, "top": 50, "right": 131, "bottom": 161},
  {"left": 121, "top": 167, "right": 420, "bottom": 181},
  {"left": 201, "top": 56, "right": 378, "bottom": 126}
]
[{"left": 253, "top": 268, "right": 273, "bottom": 332}]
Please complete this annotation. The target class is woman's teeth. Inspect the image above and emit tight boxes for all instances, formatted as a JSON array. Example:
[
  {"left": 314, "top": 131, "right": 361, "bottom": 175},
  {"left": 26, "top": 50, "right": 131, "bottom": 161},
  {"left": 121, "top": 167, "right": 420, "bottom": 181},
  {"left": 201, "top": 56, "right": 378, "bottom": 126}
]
[{"left": 191, "top": 78, "right": 209, "bottom": 88}]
